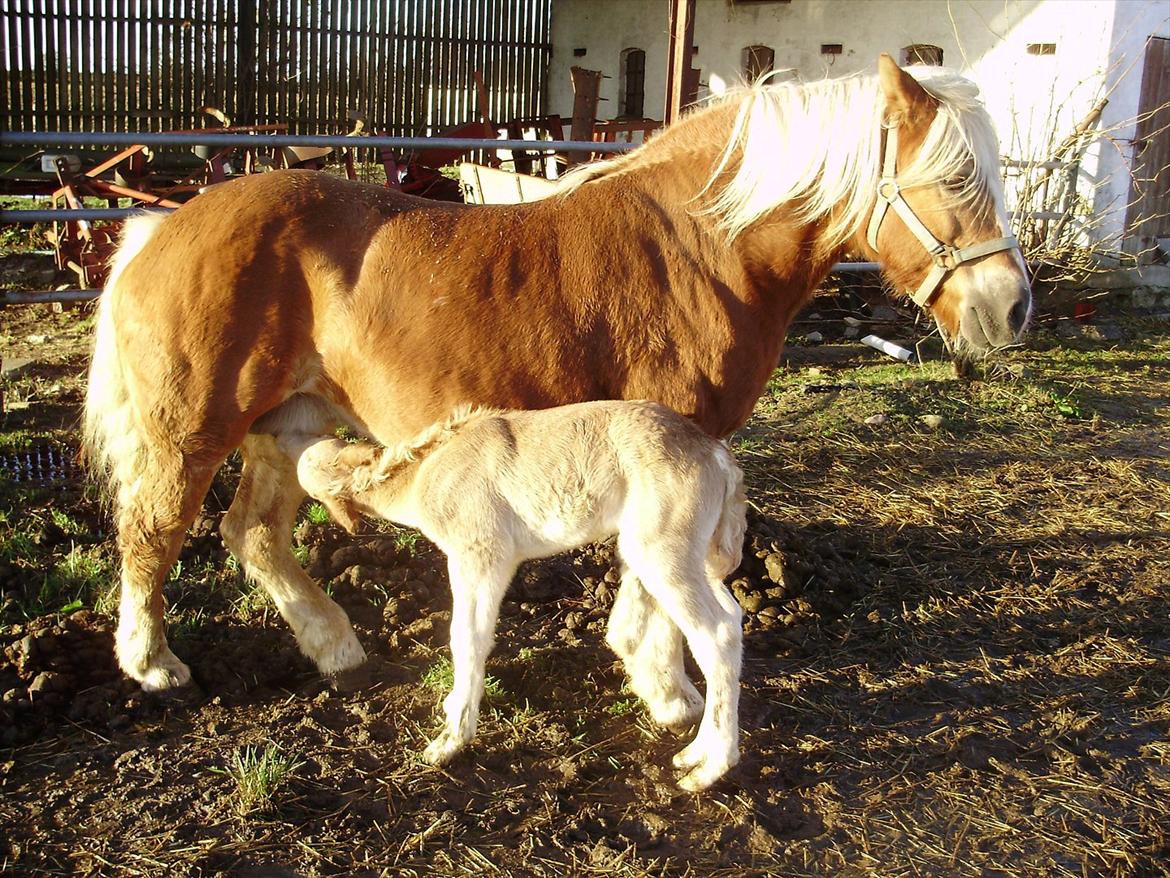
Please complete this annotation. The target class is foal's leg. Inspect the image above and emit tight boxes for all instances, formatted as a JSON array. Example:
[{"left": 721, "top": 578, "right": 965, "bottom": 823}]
[
  {"left": 220, "top": 434, "right": 366, "bottom": 675},
  {"left": 423, "top": 549, "right": 515, "bottom": 765},
  {"left": 606, "top": 569, "right": 703, "bottom": 728},
  {"left": 622, "top": 539, "right": 743, "bottom": 791},
  {"left": 115, "top": 450, "right": 218, "bottom": 691}
]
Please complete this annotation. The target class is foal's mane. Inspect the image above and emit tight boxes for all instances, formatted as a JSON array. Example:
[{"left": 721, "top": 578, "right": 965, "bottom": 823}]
[
  {"left": 354, "top": 405, "right": 500, "bottom": 491},
  {"left": 561, "top": 66, "right": 1003, "bottom": 250}
]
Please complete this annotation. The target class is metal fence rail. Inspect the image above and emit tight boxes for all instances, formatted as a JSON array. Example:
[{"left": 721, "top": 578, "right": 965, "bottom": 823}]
[
  {"left": 0, "top": 130, "right": 633, "bottom": 225},
  {"left": 0, "top": 131, "right": 630, "bottom": 152},
  {"left": 0, "top": 128, "right": 883, "bottom": 306}
]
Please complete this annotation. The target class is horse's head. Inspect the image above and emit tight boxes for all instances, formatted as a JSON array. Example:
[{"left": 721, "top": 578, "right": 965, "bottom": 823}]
[{"left": 856, "top": 55, "right": 1031, "bottom": 355}]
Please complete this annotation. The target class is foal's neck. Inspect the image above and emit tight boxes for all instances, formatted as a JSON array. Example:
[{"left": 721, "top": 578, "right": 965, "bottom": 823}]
[{"left": 362, "top": 409, "right": 484, "bottom": 513}]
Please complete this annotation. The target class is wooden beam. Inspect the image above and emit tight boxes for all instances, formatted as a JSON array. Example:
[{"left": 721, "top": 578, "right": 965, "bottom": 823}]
[{"left": 665, "top": 0, "right": 698, "bottom": 125}]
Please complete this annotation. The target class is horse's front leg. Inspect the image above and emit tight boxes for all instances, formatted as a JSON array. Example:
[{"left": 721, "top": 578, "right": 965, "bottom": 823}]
[
  {"left": 220, "top": 434, "right": 366, "bottom": 676},
  {"left": 423, "top": 549, "right": 514, "bottom": 765}
]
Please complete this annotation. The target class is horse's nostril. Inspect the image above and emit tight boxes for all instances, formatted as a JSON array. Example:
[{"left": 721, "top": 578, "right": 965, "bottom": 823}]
[{"left": 1008, "top": 299, "right": 1029, "bottom": 336}]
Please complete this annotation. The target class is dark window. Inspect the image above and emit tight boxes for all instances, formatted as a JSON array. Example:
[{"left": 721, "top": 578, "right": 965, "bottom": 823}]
[
  {"left": 902, "top": 44, "right": 944, "bottom": 66},
  {"left": 620, "top": 48, "right": 646, "bottom": 118},
  {"left": 744, "top": 45, "right": 775, "bottom": 81}
]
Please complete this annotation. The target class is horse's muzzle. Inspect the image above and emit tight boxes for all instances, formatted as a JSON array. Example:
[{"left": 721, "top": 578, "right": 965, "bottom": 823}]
[{"left": 959, "top": 276, "right": 1032, "bottom": 351}]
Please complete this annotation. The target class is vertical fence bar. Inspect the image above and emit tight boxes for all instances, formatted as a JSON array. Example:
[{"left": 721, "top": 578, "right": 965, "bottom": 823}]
[{"left": 0, "top": 1, "right": 554, "bottom": 145}]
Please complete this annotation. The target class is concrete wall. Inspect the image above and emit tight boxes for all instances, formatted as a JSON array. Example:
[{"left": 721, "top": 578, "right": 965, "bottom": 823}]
[{"left": 548, "top": 0, "right": 1170, "bottom": 248}]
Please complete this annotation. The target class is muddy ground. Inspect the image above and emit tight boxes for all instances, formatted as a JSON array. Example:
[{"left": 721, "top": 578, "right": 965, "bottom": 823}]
[{"left": 1, "top": 283, "right": 1168, "bottom": 877}]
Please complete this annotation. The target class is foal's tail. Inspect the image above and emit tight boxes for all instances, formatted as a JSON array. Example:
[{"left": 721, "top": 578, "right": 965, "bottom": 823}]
[
  {"left": 82, "top": 212, "right": 167, "bottom": 511},
  {"left": 708, "top": 446, "right": 748, "bottom": 580}
]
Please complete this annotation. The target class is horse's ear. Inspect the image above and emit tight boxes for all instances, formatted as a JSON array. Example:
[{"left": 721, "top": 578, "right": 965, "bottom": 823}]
[{"left": 877, "top": 53, "right": 936, "bottom": 123}]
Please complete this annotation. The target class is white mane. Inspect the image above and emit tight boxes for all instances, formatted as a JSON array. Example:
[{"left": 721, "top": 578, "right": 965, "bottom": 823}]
[
  {"left": 707, "top": 67, "right": 1003, "bottom": 246},
  {"left": 563, "top": 67, "right": 1005, "bottom": 250},
  {"left": 363, "top": 404, "right": 498, "bottom": 485}
]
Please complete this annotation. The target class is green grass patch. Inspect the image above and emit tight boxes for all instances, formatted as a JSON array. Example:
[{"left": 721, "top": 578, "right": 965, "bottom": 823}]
[
  {"left": 303, "top": 502, "right": 331, "bottom": 526},
  {"left": 221, "top": 743, "right": 301, "bottom": 816},
  {"left": 422, "top": 655, "right": 505, "bottom": 701}
]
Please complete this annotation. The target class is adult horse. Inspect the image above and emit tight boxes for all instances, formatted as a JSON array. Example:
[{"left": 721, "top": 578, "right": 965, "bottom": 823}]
[{"left": 85, "top": 56, "right": 1030, "bottom": 695}]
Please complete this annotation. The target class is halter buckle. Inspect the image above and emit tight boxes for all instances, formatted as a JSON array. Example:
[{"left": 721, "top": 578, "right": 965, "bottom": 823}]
[
  {"left": 877, "top": 178, "right": 900, "bottom": 202},
  {"left": 933, "top": 246, "right": 958, "bottom": 271}
]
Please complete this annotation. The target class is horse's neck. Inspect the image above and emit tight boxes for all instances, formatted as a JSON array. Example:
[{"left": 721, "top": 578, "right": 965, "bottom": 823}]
[
  {"left": 364, "top": 414, "right": 479, "bottom": 517},
  {"left": 355, "top": 453, "right": 424, "bottom": 525}
]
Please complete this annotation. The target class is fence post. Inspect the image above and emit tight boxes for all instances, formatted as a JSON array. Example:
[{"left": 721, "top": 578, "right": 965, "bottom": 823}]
[{"left": 236, "top": 1, "right": 258, "bottom": 126}]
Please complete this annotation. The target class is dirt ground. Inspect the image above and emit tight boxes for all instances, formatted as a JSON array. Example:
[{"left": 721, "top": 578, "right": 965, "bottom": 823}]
[{"left": 1, "top": 275, "right": 1168, "bottom": 877}]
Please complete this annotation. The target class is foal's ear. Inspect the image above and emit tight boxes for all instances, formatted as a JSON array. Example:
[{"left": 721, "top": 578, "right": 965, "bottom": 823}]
[
  {"left": 320, "top": 494, "right": 364, "bottom": 535},
  {"left": 877, "top": 53, "right": 937, "bottom": 123}
]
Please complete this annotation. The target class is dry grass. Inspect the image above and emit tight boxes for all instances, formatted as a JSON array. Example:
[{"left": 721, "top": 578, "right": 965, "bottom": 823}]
[{"left": 1, "top": 314, "right": 1168, "bottom": 876}]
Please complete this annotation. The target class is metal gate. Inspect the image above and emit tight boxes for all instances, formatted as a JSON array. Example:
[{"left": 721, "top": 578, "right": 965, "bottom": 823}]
[{"left": 0, "top": 0, "right": 552, "bottom": 137}]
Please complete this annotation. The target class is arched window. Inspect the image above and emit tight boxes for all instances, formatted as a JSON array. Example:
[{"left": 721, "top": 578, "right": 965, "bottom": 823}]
[
  {"left": 743, "top": 45, "right": 775, "bottom": 81},
  {"left": 901, "top": 44, "right": 943, "bottom": 66},
  {"left": 620, "top": 48, "right": 646, "bottom": 118}
]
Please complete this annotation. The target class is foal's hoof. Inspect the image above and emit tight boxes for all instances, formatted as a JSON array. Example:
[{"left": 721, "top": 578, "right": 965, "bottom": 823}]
[
  {"left": 673, "top": 744, "right": 739, "bottom": 791},
  {"left": 137, "top": 656, "right": 192, "bottom": 692},
  {"left": 423, "top": 730, "right": 466, "bottom": 766},
  {"left": 677, "top": 759, "right": 735, "bottom": 792},
  {"left": 649, "top": 689, "right": 704, "bottom": 731}
]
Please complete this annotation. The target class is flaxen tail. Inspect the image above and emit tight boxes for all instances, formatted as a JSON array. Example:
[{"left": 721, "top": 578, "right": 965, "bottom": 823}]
[
  {"left": 708, "top": 445, "right": 748, "bottom": 580},
  {"left": 82, "top": 212, "right": 167, "bottom": 512}
]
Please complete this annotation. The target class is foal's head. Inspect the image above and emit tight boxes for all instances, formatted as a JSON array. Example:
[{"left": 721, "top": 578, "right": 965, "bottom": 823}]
[
  {"left": 856, "top": 55, "right": 1031, "bottom": 355},
  {"left": 292, "top": 437, "right": 382, "bottom": 534}
]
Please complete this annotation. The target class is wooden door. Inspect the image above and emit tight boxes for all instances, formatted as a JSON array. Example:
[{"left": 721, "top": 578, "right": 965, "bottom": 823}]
[{"left": 1126, "top": 36, "right": 1170, "bottom": 261}]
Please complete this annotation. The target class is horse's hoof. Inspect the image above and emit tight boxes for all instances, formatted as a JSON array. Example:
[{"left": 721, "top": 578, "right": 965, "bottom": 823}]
[
  {"left": 138, "top": 657, "right": 192, "bottom": 692},
  {"left": 310, "top": 627, "right": 367, "bottom": 676},
  {"left": 328, "top": 656, "right": 382, "bottom": 694},
  {"left": 423, "top": 731, "right": 466, "bottom": 765}
]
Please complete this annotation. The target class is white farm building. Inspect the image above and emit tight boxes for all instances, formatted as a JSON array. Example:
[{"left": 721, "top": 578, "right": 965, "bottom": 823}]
[{"left": 549, "top": 0, "right": 1170, "bottom": 261}]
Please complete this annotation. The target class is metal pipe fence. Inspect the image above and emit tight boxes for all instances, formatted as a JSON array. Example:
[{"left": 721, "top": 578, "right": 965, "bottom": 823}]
[
  {"left": 0, "top": 129, "right": 882, "bottom": 306},
  {"left": 0, "top": 131, "right": 631, "bottom": 152}
]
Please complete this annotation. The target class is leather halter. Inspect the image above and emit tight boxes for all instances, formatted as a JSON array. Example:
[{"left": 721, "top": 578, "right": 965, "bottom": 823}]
[{"left": 865, "top": 121, "right": 1020, "bottom": 308}]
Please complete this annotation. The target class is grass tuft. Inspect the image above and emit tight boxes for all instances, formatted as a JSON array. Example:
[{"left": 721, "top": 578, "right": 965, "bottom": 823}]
[{"left": 225, "top": 743, "right": 301, "bottom": 816}]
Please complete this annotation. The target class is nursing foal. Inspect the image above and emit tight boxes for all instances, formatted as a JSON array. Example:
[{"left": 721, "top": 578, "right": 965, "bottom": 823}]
[{"left": 283, "top": 400, "right": 746, "bottom": 791}]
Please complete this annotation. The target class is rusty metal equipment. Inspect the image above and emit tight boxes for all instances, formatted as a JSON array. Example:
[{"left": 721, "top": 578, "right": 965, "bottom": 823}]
[{"left": 43, "top": 121, "right": 296, "bottom": 288}]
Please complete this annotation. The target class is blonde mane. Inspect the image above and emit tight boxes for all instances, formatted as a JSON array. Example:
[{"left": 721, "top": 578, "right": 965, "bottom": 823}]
[
  {"left": 561, "top": 66, "right": 1004, "bottom": 250},
  {"left": 349, "top": 405, "right": 500, "bottom": 494}
]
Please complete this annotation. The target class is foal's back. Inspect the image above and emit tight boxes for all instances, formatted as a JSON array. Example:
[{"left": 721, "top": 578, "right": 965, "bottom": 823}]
[{"left": 414, "top": 401, "right": 731, "bottom": 557}]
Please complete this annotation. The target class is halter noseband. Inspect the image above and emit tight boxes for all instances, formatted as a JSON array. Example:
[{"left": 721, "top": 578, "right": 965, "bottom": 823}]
[{"left": 865, "top": 121, "right": 1019, "bottom": 308}]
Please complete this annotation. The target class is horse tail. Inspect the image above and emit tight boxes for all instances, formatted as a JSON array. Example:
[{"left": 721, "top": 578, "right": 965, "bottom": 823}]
[
  {"left": 708, "top": 444, "right": 748, "bottom": 580},
  {"left": 82, "top": 212, "right": 167, "bottom": 510}
]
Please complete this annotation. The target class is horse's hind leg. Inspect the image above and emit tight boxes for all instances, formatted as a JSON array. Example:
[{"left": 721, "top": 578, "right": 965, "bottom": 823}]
[
  {"left": 621, "top": 539, "right": 743, "bottom": 791},
  {"left": 115, "top": 450, "right": 218, "bottom": 691},
  {"left": 220, "top": 433, "right": 366, "bottom": 676},
  {"left": 606, "top": 566, "right": 704, "bottom": 729}
]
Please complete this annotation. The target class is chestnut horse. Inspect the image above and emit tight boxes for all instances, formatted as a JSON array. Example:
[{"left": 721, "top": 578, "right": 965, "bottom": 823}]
[{"left": 84, "top": 56, "right": 1030, "bottom": 694}]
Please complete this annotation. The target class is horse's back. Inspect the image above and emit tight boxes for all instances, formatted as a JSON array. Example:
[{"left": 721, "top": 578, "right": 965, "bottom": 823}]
[{"left": 107, "top": 172, "right": 431, "bottom": 451}]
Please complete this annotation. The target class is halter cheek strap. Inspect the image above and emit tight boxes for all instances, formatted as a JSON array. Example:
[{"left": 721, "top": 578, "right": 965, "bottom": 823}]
[{"left": 865, "top": 122, "right": 1020, "bottom": 308}]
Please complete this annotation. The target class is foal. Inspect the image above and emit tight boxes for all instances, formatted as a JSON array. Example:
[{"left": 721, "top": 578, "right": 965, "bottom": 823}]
[{"left": 283, "top": 400, "right": 746, "bottom": 791}]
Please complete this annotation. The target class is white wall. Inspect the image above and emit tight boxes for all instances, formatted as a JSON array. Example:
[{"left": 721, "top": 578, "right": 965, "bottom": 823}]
[{"left": 549, "top": 0, "right": 1170, "bottom": 247}]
